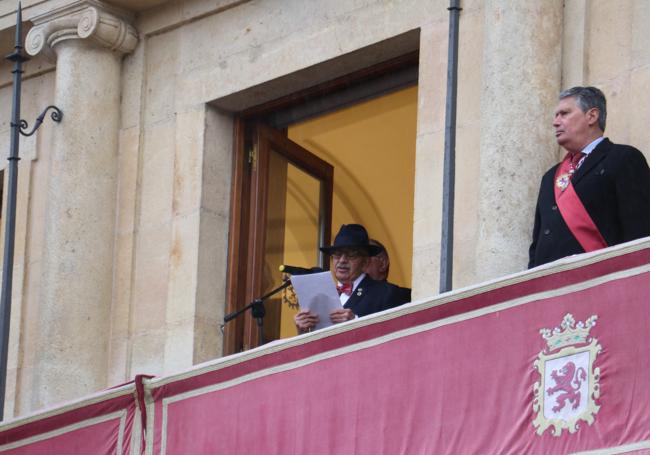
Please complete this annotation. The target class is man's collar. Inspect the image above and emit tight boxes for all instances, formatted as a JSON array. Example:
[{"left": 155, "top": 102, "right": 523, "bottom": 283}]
[
  {"left": 581, "top": 136, "right": 605, "bottom": 156},
  {"left": 353, "top": 273, "right": 366, "bottom": 290}
]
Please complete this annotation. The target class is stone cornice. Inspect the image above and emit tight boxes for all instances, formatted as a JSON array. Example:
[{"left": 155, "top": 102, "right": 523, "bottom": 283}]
[{"left": 25, "top": 0, "right": 138, "bottom": 60}]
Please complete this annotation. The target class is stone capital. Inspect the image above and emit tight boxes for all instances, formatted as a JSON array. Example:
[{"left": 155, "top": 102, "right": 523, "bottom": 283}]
[{"left": 25, "top": 0, "right": 138, "bottom": 60}]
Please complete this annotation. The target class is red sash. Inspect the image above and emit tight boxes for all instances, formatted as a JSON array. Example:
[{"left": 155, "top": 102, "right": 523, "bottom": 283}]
[{"left": 554, "top": 155, "right": 608, "bottom": 252}]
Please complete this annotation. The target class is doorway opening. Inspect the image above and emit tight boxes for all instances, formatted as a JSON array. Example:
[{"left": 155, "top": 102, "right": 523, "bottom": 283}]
[{"left": 224, "top": 53, "right": 418, "bottom": 354}]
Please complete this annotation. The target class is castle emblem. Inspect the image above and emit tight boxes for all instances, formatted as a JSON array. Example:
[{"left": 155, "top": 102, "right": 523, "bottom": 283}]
[{"left": 532, "top": 313, "right": 602, "bottom": 436}]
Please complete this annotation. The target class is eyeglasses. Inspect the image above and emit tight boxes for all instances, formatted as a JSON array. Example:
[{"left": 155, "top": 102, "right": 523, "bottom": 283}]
[{"left": 331, "top": 250, "right": 365, "bottom": 260}]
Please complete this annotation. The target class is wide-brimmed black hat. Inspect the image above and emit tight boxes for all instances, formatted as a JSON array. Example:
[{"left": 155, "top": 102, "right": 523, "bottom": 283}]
[{"left": 320, "top": 224, "right": 382, "bottom": 256}]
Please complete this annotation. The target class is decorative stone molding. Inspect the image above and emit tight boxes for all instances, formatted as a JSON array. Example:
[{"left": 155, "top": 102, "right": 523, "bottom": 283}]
[{"left": 25, "top": 0, "right": 137, "bottom": 60}]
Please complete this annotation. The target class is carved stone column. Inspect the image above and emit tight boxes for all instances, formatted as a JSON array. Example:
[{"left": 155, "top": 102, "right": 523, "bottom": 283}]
[
  {"left": 474, "top": 0, "right": 563, "bottom": 282},
  {"left": 25, "top": 1, "right": 136, "bottom": 408}
]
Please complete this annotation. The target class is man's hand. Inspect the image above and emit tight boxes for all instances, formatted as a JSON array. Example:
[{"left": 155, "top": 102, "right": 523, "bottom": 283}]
[
  {"left": 294, "top": 310, "right": 319, "bottom": 333},
  {"left": 330, "top": 308, "right": 355, "bottom": 324}
]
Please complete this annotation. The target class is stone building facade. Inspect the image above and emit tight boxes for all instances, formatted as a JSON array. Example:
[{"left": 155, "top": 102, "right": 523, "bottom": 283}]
[{"left": 0, "top": 0, "right": 647, "bottom": 418}]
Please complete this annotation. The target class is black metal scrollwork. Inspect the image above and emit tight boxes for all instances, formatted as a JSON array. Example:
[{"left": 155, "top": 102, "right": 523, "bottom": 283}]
[{"left": 19, "top": 105, "right": 63, "bottom": 137}]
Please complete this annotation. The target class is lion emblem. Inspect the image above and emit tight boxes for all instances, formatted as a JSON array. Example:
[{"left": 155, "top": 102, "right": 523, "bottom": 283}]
[
  {"left": 533, "top": 314, "right": 602, "bottom": 436},
  {"left": 546, "top": 361, "right": 587, "bottom": 413}
]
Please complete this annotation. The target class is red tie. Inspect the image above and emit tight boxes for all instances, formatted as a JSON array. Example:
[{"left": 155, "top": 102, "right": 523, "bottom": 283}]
[
  {"left": 337, "top": 283, "right": 353, "bottom": 296},
  {"left": 570, "top": 152, "right": 586, "bottom": 175}
]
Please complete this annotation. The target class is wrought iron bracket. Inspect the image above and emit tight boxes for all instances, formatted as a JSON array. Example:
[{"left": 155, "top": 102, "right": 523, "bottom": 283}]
[{"left": 18, "top": 105, "right": 63, "bottom": 137}]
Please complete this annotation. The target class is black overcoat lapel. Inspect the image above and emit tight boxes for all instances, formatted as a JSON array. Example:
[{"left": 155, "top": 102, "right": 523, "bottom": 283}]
[{"left": 571, "top": 138, "right": 610, "bottom": 186}]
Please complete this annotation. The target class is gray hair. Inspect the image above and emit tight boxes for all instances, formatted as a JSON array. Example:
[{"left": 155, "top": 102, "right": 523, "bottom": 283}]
[{"left": 559, "top": 86, "right": 607, "bottom": 131}]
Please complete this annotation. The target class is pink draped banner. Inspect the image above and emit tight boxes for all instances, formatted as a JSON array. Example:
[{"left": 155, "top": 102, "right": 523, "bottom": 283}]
[
  {"left": 2, "top": 240, "right": 650, "bottom": 454},
  {"left": 0, "top": 383, "right": 140, "bottom": 454},
  {"left": 146, "top": 241, "right": 650, "bottom": 454}
]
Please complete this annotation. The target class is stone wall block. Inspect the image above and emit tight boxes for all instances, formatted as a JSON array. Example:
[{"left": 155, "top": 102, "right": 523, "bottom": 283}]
[
  {"left": 139, "top": 121, "right": 175, "bottom": 227},
  {"left": 631, "top": 1, "right": 650, "bottom": 67},
  {"left": 561, "top": 0, "right": 589, "bottom": 88},
  {"left": 452, "top": 128, "right": 481, "bottom": 288},
  {"left": 415, "top": 24, "right": 447, "bottom": 137},
  {"left": 586, "top": 1, "right": 632, "bottom": 84},
  {"left": 116, "top": 127, "right": 140, "bottom": 234},
  {"left": 129, "top": 330, "right": 165, "bottom": 377},
  {"left": 162, "top": 323, "right": 195, "bottom": 375},
  {"left": 143, "top": 31, "right": 179, "bottom": 125},
  {"left": 166, "top": 213, "right": 200, "bottom": 327},
  {"left": 626, "top": 67, "right": 650, "bottom": 152},
  {"left": 131, "top": 225, "right": 171, "bottom": 332},
  {"left": 193, "top": 107, "right": 232, "bottom": 361},
  {"left": 412, "top": 131, "right": 444, "bottom": 298},
  {"left": 474, "top": 0, "right": 563, "bottom": 281},
  {"left": 163, "top": 212, "right": 200, "bottom": 373},
  {"left": 120, "top": 42, "right": 145, "bottom": 129},
  {"left": 108, "top": 230, "right": 134, "bottom": 384},
  {"left": 107, "top": 127, "right": 139, "bottom": 385},
  {"left": 173, "top": 108, "right": 205, "bottom": 216},
  {"left": 199, "top": 109, "right": 233, "bottom": 216},
  {"left": 411, "top": 17, "right": 451, "bottom": 298}
]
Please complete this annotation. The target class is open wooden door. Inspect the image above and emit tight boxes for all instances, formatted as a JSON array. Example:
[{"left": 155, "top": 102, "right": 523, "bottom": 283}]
[{"left": 225, "top": 123, "right": 333, "bottom": 353}]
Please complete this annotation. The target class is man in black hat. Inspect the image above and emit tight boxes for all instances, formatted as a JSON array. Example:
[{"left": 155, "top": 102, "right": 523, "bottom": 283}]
[{"left": 294, "top": 224, "right": 409, "bottom": 333}]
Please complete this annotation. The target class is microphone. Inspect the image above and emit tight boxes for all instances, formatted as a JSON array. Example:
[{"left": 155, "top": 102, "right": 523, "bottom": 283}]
[{"left": 279, "top": 265, "right": 324, "bottom": 275}]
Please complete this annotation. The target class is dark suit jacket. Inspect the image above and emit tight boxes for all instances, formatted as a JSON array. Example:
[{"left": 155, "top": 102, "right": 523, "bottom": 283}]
[
  {"left": 529, "top": 138, "right": 650, "bottom": 268},
  {"left": 343, "top": 276, "right": 410, "bottom": 317},
  {"left": 388, "top": 282, "right": 412, "bottom": 306}
]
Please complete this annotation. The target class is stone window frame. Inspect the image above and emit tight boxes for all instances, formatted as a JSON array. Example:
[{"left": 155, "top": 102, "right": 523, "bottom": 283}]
[{"left": 222, "top": 33, "right": 420, "bottom": 355}]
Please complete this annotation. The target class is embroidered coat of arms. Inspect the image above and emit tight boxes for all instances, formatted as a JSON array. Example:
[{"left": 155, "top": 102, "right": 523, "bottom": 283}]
[{"left": 532, "top": 313, "right": 602, "bottom": 436}]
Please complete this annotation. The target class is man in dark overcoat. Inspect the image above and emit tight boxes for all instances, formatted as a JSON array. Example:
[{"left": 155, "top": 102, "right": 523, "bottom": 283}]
[{"left": 529, "top": 86, "right": 650, "bottom": 268}]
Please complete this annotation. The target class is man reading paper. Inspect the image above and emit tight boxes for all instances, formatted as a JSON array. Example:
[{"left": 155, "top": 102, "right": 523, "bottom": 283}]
[{"left": 293, "top": 224, "right": 409, "bottom": 333}]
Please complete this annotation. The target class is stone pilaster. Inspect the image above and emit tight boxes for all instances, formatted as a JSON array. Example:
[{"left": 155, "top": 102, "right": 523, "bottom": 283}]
[
  {"left": 24, "top": 1, "right": 136, "bottom": 408},
  {"left": 474, "top": 0, "right": 563, "bottom": 281}
]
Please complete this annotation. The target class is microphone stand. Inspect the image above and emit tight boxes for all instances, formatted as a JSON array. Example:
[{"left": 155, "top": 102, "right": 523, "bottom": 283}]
[{"left": 223, "top": 279, "right": 292, "bottom": 347}]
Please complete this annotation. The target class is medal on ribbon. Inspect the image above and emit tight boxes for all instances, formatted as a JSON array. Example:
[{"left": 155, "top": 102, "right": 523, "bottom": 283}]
[{"left": 556, "top": 173, "right": 571, "bottom": 191}]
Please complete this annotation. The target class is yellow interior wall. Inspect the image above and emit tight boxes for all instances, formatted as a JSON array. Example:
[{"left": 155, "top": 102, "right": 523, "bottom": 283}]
[
  {"left": 279, "top": 85, "right": 418, "bottom": 338},
  {"left": 278, "top": 166, "right": 321, "bottom": 336}
]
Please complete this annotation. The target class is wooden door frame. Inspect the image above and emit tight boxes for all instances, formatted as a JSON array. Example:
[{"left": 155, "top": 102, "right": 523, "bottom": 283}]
[
  {"left": 223, "top": 118, "right": 250, "bottom": 355},
  {"left": 224, "top": 122, "right": 333, "bottom": 353},
  {"left": 255, "top": 125, "right": 334, "bottom": 270}
]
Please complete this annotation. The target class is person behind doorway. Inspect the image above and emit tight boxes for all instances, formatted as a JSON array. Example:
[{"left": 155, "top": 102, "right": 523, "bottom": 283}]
[
  {"left": 365, "top": 238, "right": 411, "bottom": 303},
  {"left": 529, "top": 86, "right": 650, "bottom": 268},
  {"left": 293, "top": 224, "right": 410, "bottom": 334}
]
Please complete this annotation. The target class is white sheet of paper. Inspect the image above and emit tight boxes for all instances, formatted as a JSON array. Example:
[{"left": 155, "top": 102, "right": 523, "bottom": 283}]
[{"left": 290, "top": 271, "right": 341, "bottom": 330}]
